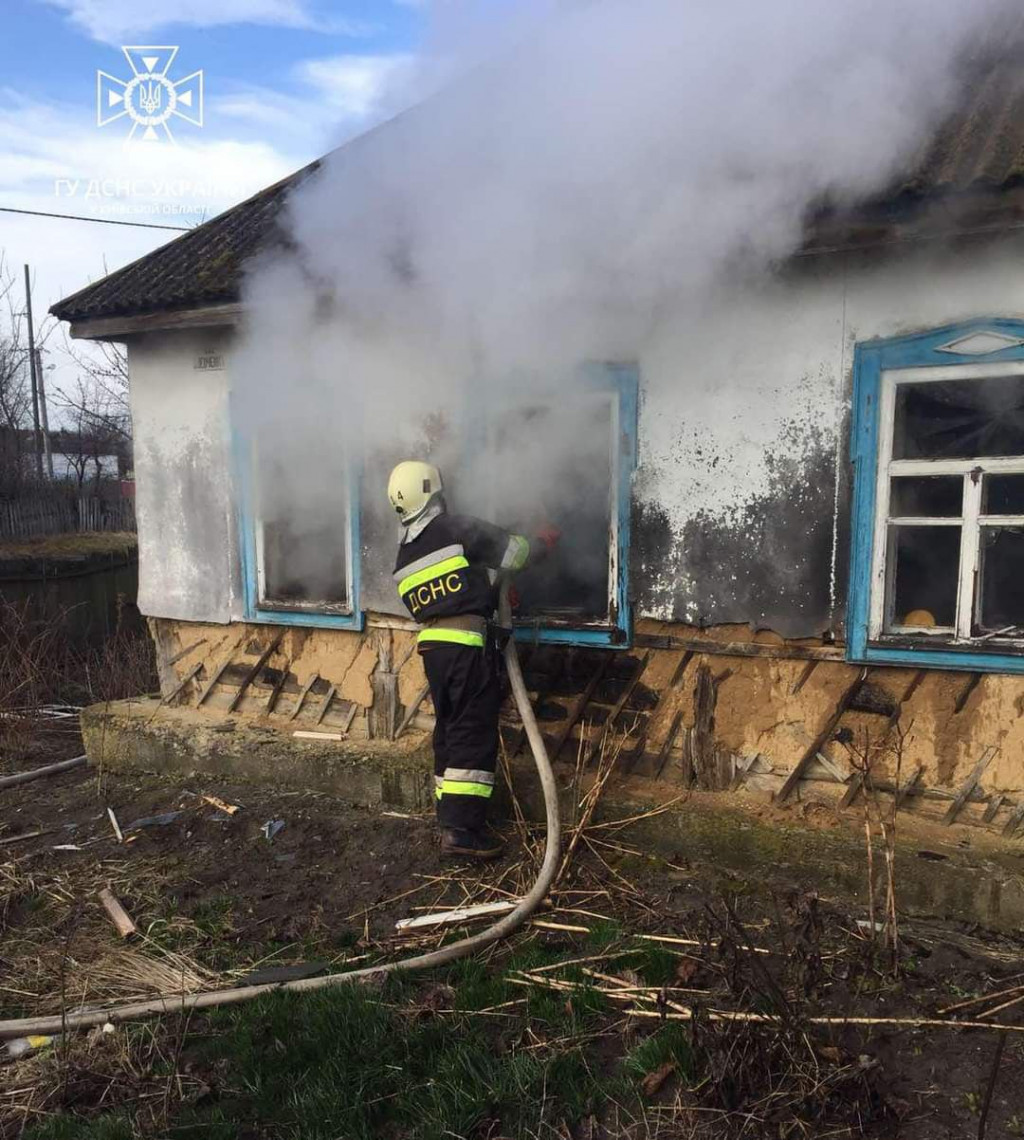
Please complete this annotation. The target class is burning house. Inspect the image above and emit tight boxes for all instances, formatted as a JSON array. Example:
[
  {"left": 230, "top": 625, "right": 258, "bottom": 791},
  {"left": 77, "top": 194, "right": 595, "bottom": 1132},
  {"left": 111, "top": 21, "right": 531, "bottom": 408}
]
[{"left": 48, "top": 19, "right": 1024, "bottom": 882}]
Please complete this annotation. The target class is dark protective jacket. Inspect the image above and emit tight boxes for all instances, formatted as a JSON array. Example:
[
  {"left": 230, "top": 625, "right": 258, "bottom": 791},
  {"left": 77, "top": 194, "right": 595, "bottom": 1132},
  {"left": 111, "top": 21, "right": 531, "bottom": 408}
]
[{"left": 394, "top": 510, "right": 530, "bottom": 647}]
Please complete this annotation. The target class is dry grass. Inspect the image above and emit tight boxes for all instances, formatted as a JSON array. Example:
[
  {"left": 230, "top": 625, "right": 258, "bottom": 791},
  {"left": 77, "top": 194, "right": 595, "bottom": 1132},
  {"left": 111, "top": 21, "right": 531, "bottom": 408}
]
[
  {"left": 0, "top": 597, "right": 156, "bottom": 765},
  {"left": 0, "top": 531, "right": 137, "bottom": 560}
]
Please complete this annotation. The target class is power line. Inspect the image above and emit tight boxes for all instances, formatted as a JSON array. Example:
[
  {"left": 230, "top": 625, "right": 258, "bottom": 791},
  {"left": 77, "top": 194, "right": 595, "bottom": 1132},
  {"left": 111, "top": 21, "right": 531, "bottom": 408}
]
[{"left": 0, "top": 206, "right": 190, "bottom": 232}]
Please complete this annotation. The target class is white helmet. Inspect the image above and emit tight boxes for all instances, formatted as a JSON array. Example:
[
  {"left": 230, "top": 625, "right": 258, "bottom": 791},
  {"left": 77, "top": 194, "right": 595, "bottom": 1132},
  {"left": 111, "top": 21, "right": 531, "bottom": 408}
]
[{"left": 387, "top": 460, "right": 443, "bottom": 525}]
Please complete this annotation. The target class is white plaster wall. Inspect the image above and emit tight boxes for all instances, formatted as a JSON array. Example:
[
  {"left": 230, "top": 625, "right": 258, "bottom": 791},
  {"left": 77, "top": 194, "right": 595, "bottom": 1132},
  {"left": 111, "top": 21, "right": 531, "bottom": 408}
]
[
  {"left": 634, "top": 234, "right": 1024, "bottom": 633},
  {"left": 127, "top": 329, "right": 241, "bottom": 623},
  {"left": 123, "top": 235, "right": 1024, "bottom": 636}
]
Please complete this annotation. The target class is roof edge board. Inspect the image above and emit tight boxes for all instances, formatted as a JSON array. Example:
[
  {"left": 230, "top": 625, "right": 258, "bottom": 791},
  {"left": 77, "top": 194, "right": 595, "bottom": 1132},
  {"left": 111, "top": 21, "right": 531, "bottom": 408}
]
[{"left": 69, "top": 302, "right": 244, "bottom": 341}]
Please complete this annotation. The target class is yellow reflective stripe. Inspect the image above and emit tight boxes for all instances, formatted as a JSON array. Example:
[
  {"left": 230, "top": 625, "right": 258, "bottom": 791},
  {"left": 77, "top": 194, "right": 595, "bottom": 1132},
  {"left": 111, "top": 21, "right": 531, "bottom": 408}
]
[
  {"left": 435, "top": 786, "right": 443, "bottom": 801},
  {"left": 418, "top": 629, "right": 485, "bottom": 648},
  {"left": 399, "top": 555, "right": 469, "bottom": 597},
  {"left": 441, "top": 780, "right": 494, "bottom": 798},
  {"left": 502, "top": 534, "right": 530, "bottom": 571}
]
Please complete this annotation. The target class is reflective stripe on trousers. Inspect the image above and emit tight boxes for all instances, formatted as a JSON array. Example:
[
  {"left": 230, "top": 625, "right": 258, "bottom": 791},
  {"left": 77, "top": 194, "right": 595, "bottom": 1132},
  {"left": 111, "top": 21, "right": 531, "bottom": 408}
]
[{"left": 433, "top": 769, "right": 494, "bottom": 800}]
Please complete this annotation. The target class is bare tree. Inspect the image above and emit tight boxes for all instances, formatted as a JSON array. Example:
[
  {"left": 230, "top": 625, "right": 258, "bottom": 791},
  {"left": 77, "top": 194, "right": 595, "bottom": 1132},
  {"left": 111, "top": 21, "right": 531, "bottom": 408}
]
[
  {"left": 0, "top": 256, "right": 32, "bottom": 494},
  {"left": 58, "top": 334, "right": 131, "bottom": 459},
  {"left": 52, "top": 379, "right": 124, "bottom": 490}
]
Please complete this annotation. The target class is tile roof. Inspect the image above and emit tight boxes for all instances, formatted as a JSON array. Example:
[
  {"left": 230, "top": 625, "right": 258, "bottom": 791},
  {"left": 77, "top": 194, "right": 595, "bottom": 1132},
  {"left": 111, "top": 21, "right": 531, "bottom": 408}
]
[
  {"left": 52, "top": 41, "right": 1024, "bottom": 324},
  {"left": 893, "top": 44, "right": 1024, "bottom": 200},
  {"left": 51, "top": 161, "right": 320, "bottom": 323}
]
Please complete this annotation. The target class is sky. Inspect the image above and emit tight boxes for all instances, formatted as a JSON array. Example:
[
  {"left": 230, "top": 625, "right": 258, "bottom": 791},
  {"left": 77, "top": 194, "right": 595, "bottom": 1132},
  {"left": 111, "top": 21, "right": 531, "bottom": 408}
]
[{"left": 0, "top": 0, "right": 429, "bottom": 332}]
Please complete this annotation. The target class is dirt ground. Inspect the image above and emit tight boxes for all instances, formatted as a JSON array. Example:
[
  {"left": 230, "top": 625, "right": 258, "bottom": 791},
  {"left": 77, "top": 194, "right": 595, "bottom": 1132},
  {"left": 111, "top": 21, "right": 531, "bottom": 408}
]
[{"left": 3, "top": 748, "right": 1024, "bottom": 1139}]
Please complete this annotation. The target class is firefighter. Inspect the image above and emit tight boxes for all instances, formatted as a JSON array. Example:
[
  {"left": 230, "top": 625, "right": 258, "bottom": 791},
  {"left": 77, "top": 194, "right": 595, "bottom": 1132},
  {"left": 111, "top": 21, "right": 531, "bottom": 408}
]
[{"left": 389, "top": 459, "right": 558, "bottom": 860}]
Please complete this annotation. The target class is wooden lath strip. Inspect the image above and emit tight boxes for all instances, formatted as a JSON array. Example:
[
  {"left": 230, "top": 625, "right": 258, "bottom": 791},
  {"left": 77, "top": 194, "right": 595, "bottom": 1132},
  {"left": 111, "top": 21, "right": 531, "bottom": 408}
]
[
  {"left": 288, "top": 672, "right": 319, "bottom": 721},
  {"left": 953, "top": 673, "right": 983, "bottom": 715},
  {"left": 791, "top": 659, "right": 819, "bottom": 695},
  {"left": 883, "top": 669, "right": 927, "bottom": 737},
  {"left": 159, "top": 661, "right": 203, "bottom": 708},
  {"left": 315, "top": 684, "right": 337, "bottom": 726},
  {"left": 777, "top": 668, "right": 868, "bottom": 803},
  {"left": 894, "top": 765, "right": 925, "bottom": 810},
  {"left": 265, "top": 661, "right": 290, "bottom": 715},
  {"left": 653, "top": 710, "right": 684, "bottom": 780},
  {"left": 195, "top": 636, "right": 244, "bottom": 706},
  {"left": 167, "top": 638, "right": 206, "bottom": 667},
  {"left": 635, "top": 633, "right": 843, "bottom": 662},
  {"left": 1002, "top": 802, "right": 1024, "bottom": 838},
  {"left": 943, "top": 745, "right": 999, "bottom": 825},
  {"left": 585, "top": 653, "right": 650, "bottom": 767},
  {"left": 396, "top": 684, "right": 430, "bottom": 740},
  {"left": 549, "top": 655, "right": 611, "bottom": 764},
  {"left": 227, "top": 631, "right": 284, "bottom": 714},
  {"left": 982, "top": 793, "right": 1005, "bottom": 824}
]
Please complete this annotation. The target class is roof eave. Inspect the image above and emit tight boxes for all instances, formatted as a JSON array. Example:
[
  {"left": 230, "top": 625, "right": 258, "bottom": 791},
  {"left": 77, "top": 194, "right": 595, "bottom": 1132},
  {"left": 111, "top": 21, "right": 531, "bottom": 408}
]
[{"left": 67, "top": 301, "right": 245, "bottom": 341}]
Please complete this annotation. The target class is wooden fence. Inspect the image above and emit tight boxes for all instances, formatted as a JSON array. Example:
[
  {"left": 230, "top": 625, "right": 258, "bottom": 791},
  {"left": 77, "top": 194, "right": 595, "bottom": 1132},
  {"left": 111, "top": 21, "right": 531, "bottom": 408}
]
[{"left": 0, "top": 494, "right": 136, "bottom": 541}]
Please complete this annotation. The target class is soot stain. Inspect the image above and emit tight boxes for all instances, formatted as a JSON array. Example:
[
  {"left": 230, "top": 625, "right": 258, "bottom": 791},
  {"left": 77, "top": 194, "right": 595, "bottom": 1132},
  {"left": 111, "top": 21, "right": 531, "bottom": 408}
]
[{"left": 633, "top": 433, "right": 841, "bottom": 639}]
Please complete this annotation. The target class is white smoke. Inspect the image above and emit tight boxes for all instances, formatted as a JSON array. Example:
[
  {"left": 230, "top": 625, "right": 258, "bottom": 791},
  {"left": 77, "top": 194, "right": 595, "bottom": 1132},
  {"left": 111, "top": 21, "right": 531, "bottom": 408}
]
[{"left": 232, "top": 0, "right": 1018, "bottom": 609}]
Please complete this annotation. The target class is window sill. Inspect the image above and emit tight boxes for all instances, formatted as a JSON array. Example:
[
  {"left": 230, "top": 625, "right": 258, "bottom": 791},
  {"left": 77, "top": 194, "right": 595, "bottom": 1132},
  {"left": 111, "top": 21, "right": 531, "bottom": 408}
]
[
  {"left": 852, "top": 639, "right": 1024, "bottom": 675},
  {"left": 257, "top": 600, "right": 352, "bottom": 617},
  {"left": 246, "top": 608, "right": 365, "bottom": 631},
  {"left": 870, "top": 636, "right": 1024, "bottom": 655}
]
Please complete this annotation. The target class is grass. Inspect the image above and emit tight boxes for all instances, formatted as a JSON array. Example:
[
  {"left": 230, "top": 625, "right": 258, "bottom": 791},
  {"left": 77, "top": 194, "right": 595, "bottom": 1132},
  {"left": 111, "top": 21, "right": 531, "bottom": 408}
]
[
  {"left": 0, "top": 595, "right": 156, "bottom": 762},
  {"left": 0, "top": 531, "right": 137, "bottom": 560},
  {"left": 24, "top": 965, "right": 639, "bottom": 1140},
  {"left": 623, "top": 1023, "right": 695, "bottom": 1082}
]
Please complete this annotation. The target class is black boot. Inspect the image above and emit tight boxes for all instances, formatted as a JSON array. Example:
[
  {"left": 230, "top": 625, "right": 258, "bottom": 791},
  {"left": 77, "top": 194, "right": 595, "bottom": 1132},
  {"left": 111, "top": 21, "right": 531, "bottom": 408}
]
[{"left": 440, "top": 828, "right": 504, "bottom": 861}]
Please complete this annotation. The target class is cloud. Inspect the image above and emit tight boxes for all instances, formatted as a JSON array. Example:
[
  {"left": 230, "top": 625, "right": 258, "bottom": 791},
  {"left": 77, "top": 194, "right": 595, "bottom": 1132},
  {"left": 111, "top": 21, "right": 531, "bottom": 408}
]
[
  {"left": 0, "top": 89, "right": 298, "bottom": 313},
  {"left": 297, "top": 53, "right": 417, "bottom": 121},
  {"left": 216, "top": 52, "right": 419, "bottom": 150},
  {"left": 39, "top": 0, "right": 375, "bottom": 42}
]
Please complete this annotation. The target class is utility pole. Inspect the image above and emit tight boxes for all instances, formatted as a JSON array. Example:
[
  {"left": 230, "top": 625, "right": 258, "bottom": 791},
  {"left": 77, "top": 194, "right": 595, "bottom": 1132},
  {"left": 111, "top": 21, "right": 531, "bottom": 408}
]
[
  {"left": 23, "top": 264, "right": 44, "bottom": 480},
  {"left": 35, "top": 349, "right": 54, "bottom": 479}
]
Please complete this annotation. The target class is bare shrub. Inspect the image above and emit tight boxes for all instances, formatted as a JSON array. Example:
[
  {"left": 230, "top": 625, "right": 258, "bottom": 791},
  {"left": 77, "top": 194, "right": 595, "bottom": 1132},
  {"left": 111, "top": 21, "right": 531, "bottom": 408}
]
[{"left": 0, "top": 598, "right": 156, "bottom": 762}]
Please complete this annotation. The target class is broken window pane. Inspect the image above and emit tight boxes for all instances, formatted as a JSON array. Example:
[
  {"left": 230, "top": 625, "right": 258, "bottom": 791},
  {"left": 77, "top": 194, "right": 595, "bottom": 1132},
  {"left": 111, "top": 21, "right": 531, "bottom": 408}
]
[
  {"left": 256, "top": 456, "right": 349, "bottom": 612},
  {"left": 893, "top": 375, "right": 1024, "bottom": 460},
  {"left": 977, "top": 526, "right": 1024, "bottom": 636},
  {"left": 887, "top": 524, "right": 961, "bottom": 629},
  {"left": 982, "top": 473, "right": 1024, "bottom": 516},
  {"left": 889, "top": 475, "right": 962, "bottom": 518}
]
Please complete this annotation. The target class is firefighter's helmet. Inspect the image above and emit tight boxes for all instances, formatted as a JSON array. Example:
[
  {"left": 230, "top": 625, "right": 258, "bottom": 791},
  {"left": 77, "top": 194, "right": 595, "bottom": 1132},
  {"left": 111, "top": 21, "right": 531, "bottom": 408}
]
[{"left": 387, "top": 460, "right": 443, "bottom": 525}]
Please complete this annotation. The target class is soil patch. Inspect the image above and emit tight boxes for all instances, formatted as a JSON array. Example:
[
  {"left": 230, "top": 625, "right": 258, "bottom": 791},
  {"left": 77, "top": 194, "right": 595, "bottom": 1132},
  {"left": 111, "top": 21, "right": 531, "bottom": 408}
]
[{"left": 2, "top": 754, "right": 1024, "bottom": 1139}]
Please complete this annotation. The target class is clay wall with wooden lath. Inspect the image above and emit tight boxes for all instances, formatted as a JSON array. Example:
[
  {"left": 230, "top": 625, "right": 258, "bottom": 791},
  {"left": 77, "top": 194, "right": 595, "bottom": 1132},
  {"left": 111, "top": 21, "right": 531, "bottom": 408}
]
[{"left": 149, "top": 615, "right": 1024, "bottom": 840}]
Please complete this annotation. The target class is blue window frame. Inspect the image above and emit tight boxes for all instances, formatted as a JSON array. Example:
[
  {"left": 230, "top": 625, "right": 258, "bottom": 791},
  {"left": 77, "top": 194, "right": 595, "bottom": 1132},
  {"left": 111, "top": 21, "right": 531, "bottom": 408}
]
[
  {"left": 233, "top": 423, "right": 364, "bottom": 632},
  {"left": 229, "top": 363, "right": 637, "bottom": 643},
  {"left": 848, "top": 319, "right": 1024, "bottom": 674},
  {"left": 510, "top": 363, "right": 639, "bottom": 649}
]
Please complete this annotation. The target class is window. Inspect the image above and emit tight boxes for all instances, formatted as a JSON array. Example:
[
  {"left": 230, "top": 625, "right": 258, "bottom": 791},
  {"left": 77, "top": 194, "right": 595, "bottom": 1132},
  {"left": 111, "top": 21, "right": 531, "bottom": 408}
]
[
  {"left": 476, "top": 364, "right": 638, "bottom": 648},
  {"left": 848, "top": 323, "right": 1024, "bottom": 673},
  {"left": 237, "top": 433, "right": 362, "bottom": 630}
]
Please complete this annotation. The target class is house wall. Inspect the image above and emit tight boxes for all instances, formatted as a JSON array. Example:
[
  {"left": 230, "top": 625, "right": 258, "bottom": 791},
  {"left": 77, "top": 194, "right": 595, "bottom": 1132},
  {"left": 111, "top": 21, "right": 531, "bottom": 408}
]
[
  {"left": 125, "top": 234, "right": 1024, "bottom": 640},
  {"left": 633, "top": 234, "right": 1024, "bottom": 637},
  {"left": 120, "top": 236, "right": 1024, "bottom": 805},
  {"left": 127, "top": 329, "right": 241, "bottom": 623}
]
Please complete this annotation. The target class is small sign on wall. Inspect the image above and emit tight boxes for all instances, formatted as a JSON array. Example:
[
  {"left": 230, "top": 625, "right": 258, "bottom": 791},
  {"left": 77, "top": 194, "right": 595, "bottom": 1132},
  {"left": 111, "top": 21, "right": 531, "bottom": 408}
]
[{"left": 194, "top": 351, "right": 225, "bottom": 372}]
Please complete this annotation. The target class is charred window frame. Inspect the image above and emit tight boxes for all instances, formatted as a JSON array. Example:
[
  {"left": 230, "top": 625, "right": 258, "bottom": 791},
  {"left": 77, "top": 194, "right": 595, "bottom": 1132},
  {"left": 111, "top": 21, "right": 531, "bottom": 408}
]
[
  {"left": 848, "top": 321, "right": 1024, "bottom": 674},
  {"left": 233, "top": 431, "right": 364, "bottom": 632}
]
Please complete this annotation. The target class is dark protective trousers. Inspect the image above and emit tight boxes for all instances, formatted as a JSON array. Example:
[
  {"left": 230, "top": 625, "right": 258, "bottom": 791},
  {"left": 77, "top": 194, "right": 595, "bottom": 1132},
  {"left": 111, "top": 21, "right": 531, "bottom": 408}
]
[{"left": 421, "top": 641, "right": 501, "bottom": 831}]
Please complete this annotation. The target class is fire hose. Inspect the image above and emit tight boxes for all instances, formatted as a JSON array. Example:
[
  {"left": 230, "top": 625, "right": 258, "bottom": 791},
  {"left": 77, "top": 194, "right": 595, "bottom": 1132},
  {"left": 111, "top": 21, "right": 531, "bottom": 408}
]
[{"left": 0, "top": 580, "right": 560, "bottom": 1039}]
